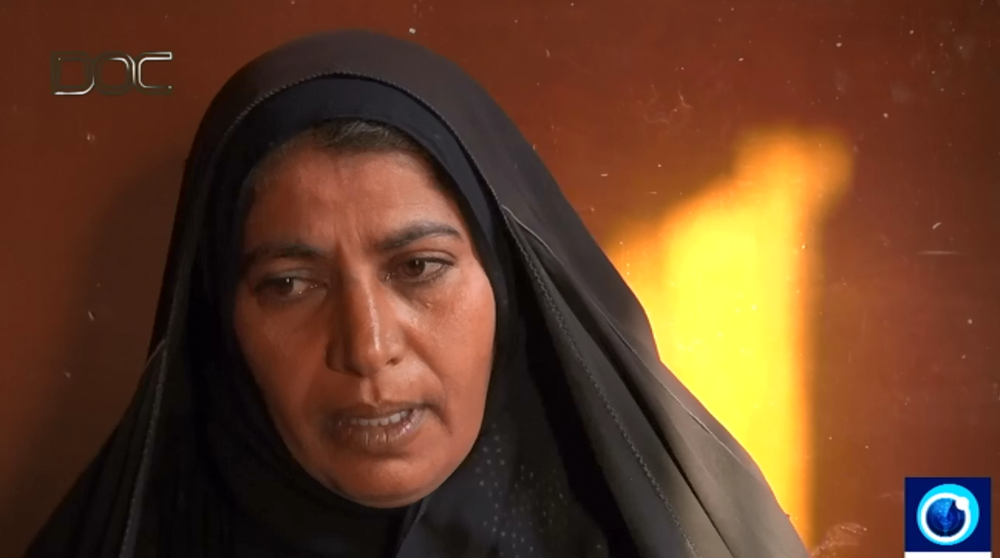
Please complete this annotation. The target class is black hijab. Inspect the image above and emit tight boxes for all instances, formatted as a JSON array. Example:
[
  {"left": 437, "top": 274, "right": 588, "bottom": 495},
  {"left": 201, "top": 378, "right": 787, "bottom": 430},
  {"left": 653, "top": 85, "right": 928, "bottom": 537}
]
[{"left": 26, "top": 30, "right": 809, "bottom": 558}]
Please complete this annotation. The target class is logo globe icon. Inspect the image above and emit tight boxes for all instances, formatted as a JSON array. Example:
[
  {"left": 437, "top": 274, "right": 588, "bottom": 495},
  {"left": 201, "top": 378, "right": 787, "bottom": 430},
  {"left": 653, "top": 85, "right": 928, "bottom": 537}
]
[
  {"left": 925, "top": 496, "right": 966, "bottom": 537},
  {"left": 917, "top": 484, "right": 980, "bottom": 546}
]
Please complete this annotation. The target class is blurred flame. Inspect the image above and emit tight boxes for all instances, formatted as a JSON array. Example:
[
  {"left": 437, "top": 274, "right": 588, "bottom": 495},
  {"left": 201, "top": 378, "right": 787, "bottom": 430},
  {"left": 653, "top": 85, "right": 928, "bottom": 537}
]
[{"left": 607, "top": 129, "right": 853, "bottom": 545}]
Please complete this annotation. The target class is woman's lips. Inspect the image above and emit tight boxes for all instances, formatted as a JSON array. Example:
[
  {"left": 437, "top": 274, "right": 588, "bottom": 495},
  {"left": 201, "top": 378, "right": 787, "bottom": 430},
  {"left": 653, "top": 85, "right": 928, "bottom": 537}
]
[
  {"left": 347, "top": 408, "right": 413, "bottom": 427},
  {"left": 328, "top": 404, "right": 428, "bottom": 455}
]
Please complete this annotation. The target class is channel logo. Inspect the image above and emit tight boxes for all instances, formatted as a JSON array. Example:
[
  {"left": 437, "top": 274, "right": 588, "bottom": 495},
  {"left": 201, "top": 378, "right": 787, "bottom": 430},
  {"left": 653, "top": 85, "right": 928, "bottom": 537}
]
[{"left": 905, "top": 477, "right": 991, "bottom": 557}]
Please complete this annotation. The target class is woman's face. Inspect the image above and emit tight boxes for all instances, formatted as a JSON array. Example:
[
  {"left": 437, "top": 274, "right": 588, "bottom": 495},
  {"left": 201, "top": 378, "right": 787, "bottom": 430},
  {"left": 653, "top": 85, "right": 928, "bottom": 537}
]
[{"left": 233, "top": 140, "right": 496, "bottom": 508}]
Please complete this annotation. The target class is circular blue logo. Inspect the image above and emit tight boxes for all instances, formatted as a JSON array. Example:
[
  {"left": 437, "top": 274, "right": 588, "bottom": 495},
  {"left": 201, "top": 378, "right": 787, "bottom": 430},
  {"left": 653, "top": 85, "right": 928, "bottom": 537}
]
[{"left": 917, "top": 483, "right": 981, "bottom": 546}]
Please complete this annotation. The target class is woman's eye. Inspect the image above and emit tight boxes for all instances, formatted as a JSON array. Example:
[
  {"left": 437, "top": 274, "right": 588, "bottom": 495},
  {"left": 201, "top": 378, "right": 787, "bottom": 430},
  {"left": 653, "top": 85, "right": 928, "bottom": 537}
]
[
  {"left": 392, "top": 258, "right": 450, "bottom": 282},
  {"left": 257, "top": 277, "right": 316, "bottom": 299}
]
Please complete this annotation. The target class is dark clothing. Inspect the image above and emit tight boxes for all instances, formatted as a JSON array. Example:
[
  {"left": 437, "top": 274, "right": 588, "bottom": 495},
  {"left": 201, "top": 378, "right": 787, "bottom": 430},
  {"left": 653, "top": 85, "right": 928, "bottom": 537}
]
[{"left": 26, "top": 30, "right": 809, "bottom": 558}]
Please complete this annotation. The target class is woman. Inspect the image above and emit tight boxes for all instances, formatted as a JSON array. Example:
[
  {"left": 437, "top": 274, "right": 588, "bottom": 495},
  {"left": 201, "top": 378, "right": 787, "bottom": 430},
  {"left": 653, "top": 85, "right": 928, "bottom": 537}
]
[{"left": 27, "top": 30, "right": 808, "bottom": 558}]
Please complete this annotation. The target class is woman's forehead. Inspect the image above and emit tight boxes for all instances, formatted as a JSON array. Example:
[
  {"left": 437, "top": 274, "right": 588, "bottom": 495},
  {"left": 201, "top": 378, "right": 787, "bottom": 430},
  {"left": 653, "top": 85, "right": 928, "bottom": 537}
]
[
  {"left": 254, "top": 135, "right": 451, "bottom": 197},
  {"left": 242, "top": 145, "right": 470, "bottom": 247}
]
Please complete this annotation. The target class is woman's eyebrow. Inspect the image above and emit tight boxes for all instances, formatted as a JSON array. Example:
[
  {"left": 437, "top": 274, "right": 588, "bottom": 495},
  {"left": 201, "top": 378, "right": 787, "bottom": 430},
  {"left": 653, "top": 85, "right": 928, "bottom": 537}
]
[
  {"left": 374, "top": 221, "right": 462, "bottom": 252},
  {"left": 239, "top": 222, "right": 461, "bottom": 271},
  {"left": 240, "top": 242, "right": 323, "bottom": 273}
]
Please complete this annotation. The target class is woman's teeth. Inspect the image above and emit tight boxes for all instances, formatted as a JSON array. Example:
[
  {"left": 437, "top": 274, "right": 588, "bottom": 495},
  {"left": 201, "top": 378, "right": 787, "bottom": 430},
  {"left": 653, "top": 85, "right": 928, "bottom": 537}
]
[{"left": 348, "top": 409, "right": 411, "bottom": 427}]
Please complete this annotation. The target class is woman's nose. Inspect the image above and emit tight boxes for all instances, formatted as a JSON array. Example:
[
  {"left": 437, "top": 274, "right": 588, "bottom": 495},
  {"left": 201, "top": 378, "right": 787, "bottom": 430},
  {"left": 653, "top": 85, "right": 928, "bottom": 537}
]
[{"left": 324, "top": 279, "right": 401, "bottom": 377}]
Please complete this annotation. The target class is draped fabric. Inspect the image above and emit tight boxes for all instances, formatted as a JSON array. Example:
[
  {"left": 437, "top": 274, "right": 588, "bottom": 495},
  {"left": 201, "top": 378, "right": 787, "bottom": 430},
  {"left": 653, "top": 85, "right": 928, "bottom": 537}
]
[{"left": 26, "top": 30, "right": 809, "bottom": 558}]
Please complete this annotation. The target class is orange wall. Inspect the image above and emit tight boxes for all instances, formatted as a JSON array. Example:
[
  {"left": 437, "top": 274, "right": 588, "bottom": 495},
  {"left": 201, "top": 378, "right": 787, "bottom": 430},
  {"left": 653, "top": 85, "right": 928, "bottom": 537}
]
[{"left": 1, "top": 2, "right": 998, "bottom": 557}]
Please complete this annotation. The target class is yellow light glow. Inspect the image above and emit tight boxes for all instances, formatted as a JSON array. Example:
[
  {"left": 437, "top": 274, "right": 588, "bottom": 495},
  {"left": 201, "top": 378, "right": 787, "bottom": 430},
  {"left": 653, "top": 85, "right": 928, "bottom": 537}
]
[{"left": 606, "top": 129, "right": 852, "bottom": 545}]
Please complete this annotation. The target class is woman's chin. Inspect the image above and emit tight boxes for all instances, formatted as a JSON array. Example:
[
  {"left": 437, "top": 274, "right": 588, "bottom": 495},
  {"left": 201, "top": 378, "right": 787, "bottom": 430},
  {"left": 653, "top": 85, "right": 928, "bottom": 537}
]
[
  {"left": 314, "top": 459, "right": 447, "bottom": 509},
  {"left": 342, "top": 488, "right": 427, "bottom": 509},
  {"left": 328, "top": 476, "right": 439, "bottom": 509}
]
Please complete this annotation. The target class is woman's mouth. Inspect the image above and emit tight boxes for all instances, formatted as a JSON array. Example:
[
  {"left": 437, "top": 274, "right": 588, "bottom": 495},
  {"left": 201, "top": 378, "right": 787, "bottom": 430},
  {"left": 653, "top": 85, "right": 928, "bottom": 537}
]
[
  {"left": 347, "top": 408, "right": 413, "bottom": 427},
  {"left": 329, "top": 405, "right": 427, "bottom": 455}
]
